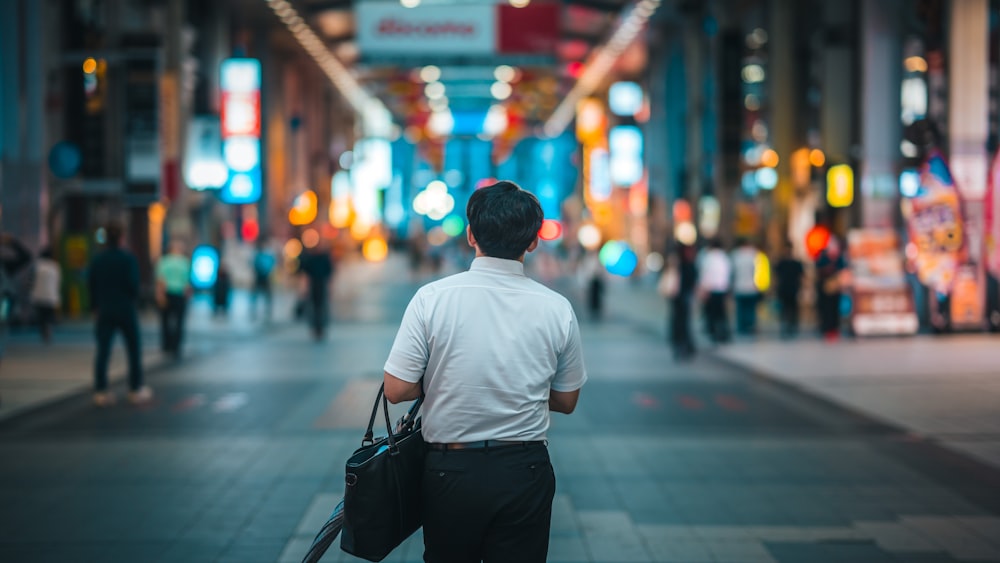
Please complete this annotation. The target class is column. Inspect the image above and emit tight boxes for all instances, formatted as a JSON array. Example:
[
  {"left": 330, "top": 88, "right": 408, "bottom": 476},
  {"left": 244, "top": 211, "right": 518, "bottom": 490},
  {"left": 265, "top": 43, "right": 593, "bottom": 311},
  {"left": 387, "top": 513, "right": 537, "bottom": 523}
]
[
  {"left": 947, "top": 0, "right": 989, "bottom": 329},
  {"left": 859, "top": 0, "right": 902, "bottom": 229}
]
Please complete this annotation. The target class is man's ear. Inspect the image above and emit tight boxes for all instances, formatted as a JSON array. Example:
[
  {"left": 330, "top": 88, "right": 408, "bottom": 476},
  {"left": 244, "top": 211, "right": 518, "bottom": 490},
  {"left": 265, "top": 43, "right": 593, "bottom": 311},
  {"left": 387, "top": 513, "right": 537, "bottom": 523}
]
[
  {"left": 526, "top": 236, "right": 539, "bottom": 253},
  {"left": 466, "top": 226, "right": 476, "bottom": 249}
]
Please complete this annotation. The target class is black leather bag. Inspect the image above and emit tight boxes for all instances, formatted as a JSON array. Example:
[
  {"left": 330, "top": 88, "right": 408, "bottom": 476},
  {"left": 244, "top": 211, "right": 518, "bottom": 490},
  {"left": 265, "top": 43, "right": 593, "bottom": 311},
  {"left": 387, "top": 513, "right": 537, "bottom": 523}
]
[{"left": 340, "top": 384, "right": 425, "bottom": 562}]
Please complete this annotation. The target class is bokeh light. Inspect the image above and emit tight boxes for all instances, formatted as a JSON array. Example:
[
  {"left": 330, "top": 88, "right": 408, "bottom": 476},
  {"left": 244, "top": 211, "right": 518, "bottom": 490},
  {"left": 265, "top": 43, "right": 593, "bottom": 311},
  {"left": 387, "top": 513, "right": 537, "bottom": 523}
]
[
  {"left": 805, "top": 225, "right": 831, "bottom": 259},
  {"left": 645, "top": 252, "right": 664, "bottom": 272},
  {"left": 301, "top": 228, "right": 320, "bottom": 249},
  {"left": 427, "top": 226, "right": 449, "bottom": 246},
  {"left": 538, "top": 219, "right": 563, "bottom": 241},
  {"left": 362, "top": 238, "right": 389, "bottom": 262},
  {"left": 578, "top": 224, "right": 602, "bottom": 250},
  {"left": 599, "top": 241, "right": 638, "bottom": 277},
  {"left": 760, "top": 148, "right": 779, "bottom": 168},
  {"left": 442, "top": 215, "right": 466, "bottom": 237},
  {"left": 753, "top": 251, "right": 771, "bottom": 292}
]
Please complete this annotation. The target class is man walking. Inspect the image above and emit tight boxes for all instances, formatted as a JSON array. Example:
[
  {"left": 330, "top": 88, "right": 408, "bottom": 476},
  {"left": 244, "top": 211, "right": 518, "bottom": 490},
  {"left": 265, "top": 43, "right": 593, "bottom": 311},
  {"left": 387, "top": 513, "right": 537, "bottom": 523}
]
[
  {"left": 698, "top": 239, "right": 733, "bottom": 344},
  {"left": 87, "top": 222, "right": 150, "bottom": 406},
  {"left": 774, "top": 241, "right": 804, "bottom": 338},
  {"left": 298, "top": 244, "right": 333, "bottom": 340},
  {"left": 383, "top": 181, "right": 587, "bottom": 563},
  {"left": 155, "top": 240, "right": 191, "bottom": 358}
]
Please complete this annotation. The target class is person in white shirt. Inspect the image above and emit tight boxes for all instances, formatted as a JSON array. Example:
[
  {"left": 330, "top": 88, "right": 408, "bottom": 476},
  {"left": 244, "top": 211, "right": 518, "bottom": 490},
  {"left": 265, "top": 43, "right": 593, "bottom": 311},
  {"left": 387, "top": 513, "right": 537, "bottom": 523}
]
[
  {"left": 383, "top": 181, "right": 587, "bottom": 563},
  {"left": 30, "top": 248, "right": 61, "bottom": 344},
  {"left": 698, "top": 239, "right": 732, "bottom": 343},
  {"left": 730, "top": 238, "right": 761, "bottom": 335}
]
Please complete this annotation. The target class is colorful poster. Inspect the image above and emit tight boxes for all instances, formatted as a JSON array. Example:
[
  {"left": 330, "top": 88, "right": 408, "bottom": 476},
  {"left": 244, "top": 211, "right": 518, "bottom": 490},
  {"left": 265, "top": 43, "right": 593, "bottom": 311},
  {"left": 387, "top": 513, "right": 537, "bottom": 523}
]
[
  {"left": 903, "top": 151, "right": 964, "bottom": 294},
  {"left": 847, "top": 229, "right": 918, "bottom": 336},
  {"left": 985, "top": 149, "right": 1000, "bottom": 277}
]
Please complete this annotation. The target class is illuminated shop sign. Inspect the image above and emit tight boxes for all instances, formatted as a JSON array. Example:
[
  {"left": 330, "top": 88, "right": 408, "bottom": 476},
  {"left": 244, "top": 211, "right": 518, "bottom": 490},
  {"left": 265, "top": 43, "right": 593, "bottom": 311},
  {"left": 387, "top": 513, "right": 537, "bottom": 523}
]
[{"left": 220, "top": 58, "right": 262, "bottom": 204}]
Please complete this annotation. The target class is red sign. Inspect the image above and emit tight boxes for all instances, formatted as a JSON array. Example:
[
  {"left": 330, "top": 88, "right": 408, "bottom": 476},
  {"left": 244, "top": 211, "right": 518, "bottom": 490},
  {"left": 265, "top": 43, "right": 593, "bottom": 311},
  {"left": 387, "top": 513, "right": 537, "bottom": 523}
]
[
  {"left": 497, "top": 3, "right": 560, "bottom": 54},
  {"left": 220, "top": 92, "right": 261, "bottom": 138}
]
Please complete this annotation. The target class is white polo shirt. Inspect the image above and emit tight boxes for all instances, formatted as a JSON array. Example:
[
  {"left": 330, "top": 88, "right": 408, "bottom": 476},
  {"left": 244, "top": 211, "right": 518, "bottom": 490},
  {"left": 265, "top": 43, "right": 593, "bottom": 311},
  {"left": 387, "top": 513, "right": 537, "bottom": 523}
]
[{"left": 384, "top": 257, "right": 587, "bottom": 444}]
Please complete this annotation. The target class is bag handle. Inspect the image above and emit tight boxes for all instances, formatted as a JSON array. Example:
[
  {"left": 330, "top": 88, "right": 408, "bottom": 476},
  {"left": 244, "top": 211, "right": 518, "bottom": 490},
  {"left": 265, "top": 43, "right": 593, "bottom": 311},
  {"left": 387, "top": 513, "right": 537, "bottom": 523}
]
[{"left": 362, "top": 383, "right": 424, "bottom": 451}]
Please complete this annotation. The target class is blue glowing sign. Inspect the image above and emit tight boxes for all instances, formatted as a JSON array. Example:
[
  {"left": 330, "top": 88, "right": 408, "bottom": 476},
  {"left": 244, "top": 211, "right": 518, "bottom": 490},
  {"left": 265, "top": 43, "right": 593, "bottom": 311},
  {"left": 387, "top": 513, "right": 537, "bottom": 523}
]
[
  {"left": 221, "top": 167, "right": 262, "bottom": 204},
  {"left": 190, "top": 245, "right": 220, "bottom": 289}
]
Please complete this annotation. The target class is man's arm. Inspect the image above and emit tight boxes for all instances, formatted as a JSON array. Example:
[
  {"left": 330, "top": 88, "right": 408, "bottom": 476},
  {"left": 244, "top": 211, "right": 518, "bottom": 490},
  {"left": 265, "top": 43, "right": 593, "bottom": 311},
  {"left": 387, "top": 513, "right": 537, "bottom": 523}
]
[
  {"left": 549, "top": 389, "right": 580, "bottom": 414},
  {"left": 384, "top": 371, "right": 422, "bottom": 404}
]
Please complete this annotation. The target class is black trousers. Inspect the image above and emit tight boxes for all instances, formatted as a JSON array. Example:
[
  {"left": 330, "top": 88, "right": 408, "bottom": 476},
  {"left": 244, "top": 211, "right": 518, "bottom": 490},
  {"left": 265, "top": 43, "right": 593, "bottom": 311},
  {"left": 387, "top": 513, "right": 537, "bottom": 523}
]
[
  {"left": 422, "top": 443, "right": 555, "bottom": 563},
  {"left": 705, "top": 292, "right": 730, "bottom": 343},
  {"left": 160, "top": 293, "right": 187, "bottom": 354},
  {"left": 94, "top": 310, "right": 142, "bottom": 391},
  {"left": 778, "top": 293, "right": 799, "bottom": 337},
  {"left": 669, "top": 293, "right": 694, "bottom": 358}
]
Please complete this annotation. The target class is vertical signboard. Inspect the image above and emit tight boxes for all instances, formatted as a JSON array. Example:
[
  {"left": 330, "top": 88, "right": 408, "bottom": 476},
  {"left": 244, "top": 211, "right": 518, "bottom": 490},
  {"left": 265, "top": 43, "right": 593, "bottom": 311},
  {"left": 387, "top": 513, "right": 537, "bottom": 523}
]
[
  {"left": 220, "top": 58, "right": 262, "bottom": 204},
  {"left": 123, "top": 55, "right": 160, "bottom": 206},
  {"left": 848, "top": 229, "right": 918, "bottom": 336}
]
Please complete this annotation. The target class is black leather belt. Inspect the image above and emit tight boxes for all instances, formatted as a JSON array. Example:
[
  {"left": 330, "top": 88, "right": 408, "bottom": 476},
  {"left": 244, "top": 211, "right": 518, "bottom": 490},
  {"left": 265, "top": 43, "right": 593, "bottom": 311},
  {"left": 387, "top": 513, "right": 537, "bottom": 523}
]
[{"left": 427, "top": 440, "right": 547, "bottom": 451}]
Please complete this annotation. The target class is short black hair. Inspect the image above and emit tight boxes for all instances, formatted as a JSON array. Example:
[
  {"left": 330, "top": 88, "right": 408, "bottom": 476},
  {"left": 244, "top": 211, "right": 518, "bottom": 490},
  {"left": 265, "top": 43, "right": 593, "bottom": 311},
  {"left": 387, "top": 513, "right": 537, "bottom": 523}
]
[
  {"left": 105, "top": 221, "right": 124, "bottom": 247},
  {"left": 466, "top": 181, "right": 543, "bottom": 260}
]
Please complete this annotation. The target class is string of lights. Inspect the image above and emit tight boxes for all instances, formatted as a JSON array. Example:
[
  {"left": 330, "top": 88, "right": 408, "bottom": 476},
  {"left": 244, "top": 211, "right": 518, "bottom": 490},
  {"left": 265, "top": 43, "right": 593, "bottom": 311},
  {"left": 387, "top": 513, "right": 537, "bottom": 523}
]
[{"left": 543, "top": 0, "right": 662, "bottom": 138}]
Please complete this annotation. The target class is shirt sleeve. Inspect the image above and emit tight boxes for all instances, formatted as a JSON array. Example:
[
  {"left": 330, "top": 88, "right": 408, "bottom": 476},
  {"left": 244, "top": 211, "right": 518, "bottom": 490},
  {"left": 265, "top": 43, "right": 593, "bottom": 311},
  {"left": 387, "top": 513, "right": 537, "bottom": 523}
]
[
  {"left": 551, "top": 309, "right": 587, "bottom": 392},
  {"left": 383, "top": 290, "right": 430, "bottom": 383}
]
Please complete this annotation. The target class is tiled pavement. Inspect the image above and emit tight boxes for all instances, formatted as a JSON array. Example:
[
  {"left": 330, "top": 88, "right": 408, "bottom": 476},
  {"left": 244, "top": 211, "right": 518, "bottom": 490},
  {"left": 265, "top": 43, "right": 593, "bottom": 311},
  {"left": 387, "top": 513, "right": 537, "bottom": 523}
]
[{"left": 1, "top": 254, "right": 999, "bottom": 562}]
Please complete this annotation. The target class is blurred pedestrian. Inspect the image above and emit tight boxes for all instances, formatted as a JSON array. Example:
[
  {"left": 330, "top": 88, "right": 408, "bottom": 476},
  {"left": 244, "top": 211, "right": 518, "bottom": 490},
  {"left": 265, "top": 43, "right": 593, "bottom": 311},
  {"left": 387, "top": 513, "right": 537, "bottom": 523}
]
[
  {"left": 815, "top": 236, "right": 846, "bottom": 341},
  {"left": 660, "top": 243, "right": 698, "bottom": 360},
  {"left": 156, "top": 240, "right": 191, "bottom": 358},
  {"left": 731, "top": 238, "right": 761, "bottom": 335},
  {"left": 382, "top": 181, "right": 586, "bottom": 563},
  {"left": 773, "top": 241, "right": 804, "bottom": 338},
  {"left": 213, "top": 265, "right": 232, "bottom": 317},
  {"left": 298, "top": 244, "right": 333, "bottom": 340},
  {"left": 579, "top": 249, "right": 605, "bottom": 321},
  {"left": 0, "top": 234, "right": 32, "bottom": 377},
  {"left": 30, "top": 247, "right": 61, "bottom": 344},
  {"left": 698, "top": 239, "right": 732, "bottom": 343},
  {"left": 251, "top": 240, "right": 276, "bottom": 320},
  {"left": 87, "top": 222, "right": 150, "bottom": 407}
]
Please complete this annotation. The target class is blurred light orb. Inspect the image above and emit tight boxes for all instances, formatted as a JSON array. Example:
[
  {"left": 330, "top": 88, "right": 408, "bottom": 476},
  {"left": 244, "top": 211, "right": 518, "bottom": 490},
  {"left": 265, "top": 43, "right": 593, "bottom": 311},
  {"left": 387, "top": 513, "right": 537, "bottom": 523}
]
[
  {"left": 741, "top": 64, "right": 765, "bottom": 84},
  {"left": 805, "top": 225, "right": 831, "bottom": 259},
  {"left": 509, "top": 0, "right": 530, "bottom": 7},
  {"left": 904, "top": 56, "right": 928, "bottom": 73},
  {"left": 190, "top": 246, "right": 220, "bottom": 290},
  {"left": 83, "top": 57, "right": 97, "bottom": 74},
  {"left": 444, "top": 169, "right": 464, "bottom": 187},
  {"left": 400, "top": 0, "right": 420, "bottom": 7},
  {"left": 339, "top": 151, "right": 353, "bottom": 169},
  {"left": 427, "top": 226, "right": 449, "bottom": 246},
  {"left": 672, "top": 199, "right": 692, "bottom": 223},
  {"left": 475, "top": 177, "right": 498, "bottom": 189},
  {"left": 744, "top": 94, "right": 760, "bottom": 112},
  {"left": 419, "top": 65, "right": 441, "bottom": 83},
  {"left": 148, "top": 202, "right": 167, "bottom": 224},
  {"left": 362, "top": 238, "right": 389, "bottom": 262},
  {"left": 538, "top": 219, "right": 563, "bottom": 241},
  {"left": 755, "top": 167, "right": 779, "bottom": 190},
  {"left": 578, "top": 224, "right": 602, "bottom": 250},
  {"left": 809, "top": 148, "right": 826, "bottom": 167},
  {"left": 301, "top": 228, "right": 320, "bottom": 249},
  {"left": 760, "top": 148, "right": 779, "bottom": 168},
  {"left": 284, "top": 238, "right": 303, "bottom": 260},
  {"left": 95, "top": 227, "right": 107, "bottom": 245},
  {"left": 350, "top": 220, "right": 372, "bottom": 241},
  {"left": 645, "top": 252, "right": 664, "bottom": 273},
  {"left": 494, "top": 65, "right": 517, "bottom": 83},
  {"left": 442, "top": 215, "right": 466, "bottom": 237},
  {"left": 425, "top": 81, "right": 446, "bottom": 100},
  {"left": 899, "top": 169, "right": 920, "bottom": 198},
  {"left": 600, "top": 241, "right": 638, "bottom": 277},
  {"left": 674, "top": 222, "right": 698, "bottom": 246},
  {"left": 491, "top": 81, "right": 513, "bottom": 101}
]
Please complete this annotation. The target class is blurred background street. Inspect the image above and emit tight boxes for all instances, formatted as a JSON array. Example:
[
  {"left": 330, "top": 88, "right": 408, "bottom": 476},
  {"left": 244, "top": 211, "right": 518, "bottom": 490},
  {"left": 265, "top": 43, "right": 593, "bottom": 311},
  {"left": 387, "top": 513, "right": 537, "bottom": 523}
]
[{"left": 3, "top": 0, "right": 1000, "bottom": 561}]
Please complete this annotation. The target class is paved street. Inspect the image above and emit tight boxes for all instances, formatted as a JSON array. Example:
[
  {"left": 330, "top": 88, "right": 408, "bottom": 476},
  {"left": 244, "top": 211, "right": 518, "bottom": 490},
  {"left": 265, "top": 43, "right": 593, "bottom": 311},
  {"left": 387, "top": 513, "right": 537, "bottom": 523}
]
[{"left": 2, "top": 256, "right": 1000, "bottom": 562}]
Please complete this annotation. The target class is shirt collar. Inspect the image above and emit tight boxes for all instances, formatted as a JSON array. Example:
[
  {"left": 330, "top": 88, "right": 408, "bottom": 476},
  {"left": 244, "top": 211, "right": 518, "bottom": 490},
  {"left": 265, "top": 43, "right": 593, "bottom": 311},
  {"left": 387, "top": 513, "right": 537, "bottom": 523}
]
[{"left": 470, "top": 256, "right": 525, "bottom": 276}]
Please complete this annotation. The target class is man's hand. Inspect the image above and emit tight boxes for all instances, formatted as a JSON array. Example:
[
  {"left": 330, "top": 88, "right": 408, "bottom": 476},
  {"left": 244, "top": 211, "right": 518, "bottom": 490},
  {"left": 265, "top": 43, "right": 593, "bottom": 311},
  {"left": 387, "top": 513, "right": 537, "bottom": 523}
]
[{"left": 549, "top": 389, "right": 580, "bottom": 414}]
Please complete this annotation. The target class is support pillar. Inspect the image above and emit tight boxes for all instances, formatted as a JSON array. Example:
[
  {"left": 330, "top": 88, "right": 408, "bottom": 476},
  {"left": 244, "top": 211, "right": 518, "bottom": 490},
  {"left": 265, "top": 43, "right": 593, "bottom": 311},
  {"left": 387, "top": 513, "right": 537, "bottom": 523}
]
[{"left": 859, "top": 0, "right": 903, "bottom": 229}]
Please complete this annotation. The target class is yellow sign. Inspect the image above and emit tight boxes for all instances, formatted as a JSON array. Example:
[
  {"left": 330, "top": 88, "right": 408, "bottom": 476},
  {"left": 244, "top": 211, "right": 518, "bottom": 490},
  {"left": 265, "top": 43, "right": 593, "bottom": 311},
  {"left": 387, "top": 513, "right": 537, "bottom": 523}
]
[{"left": 827, "top": 164, "right": 854, "bottom": 208}]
